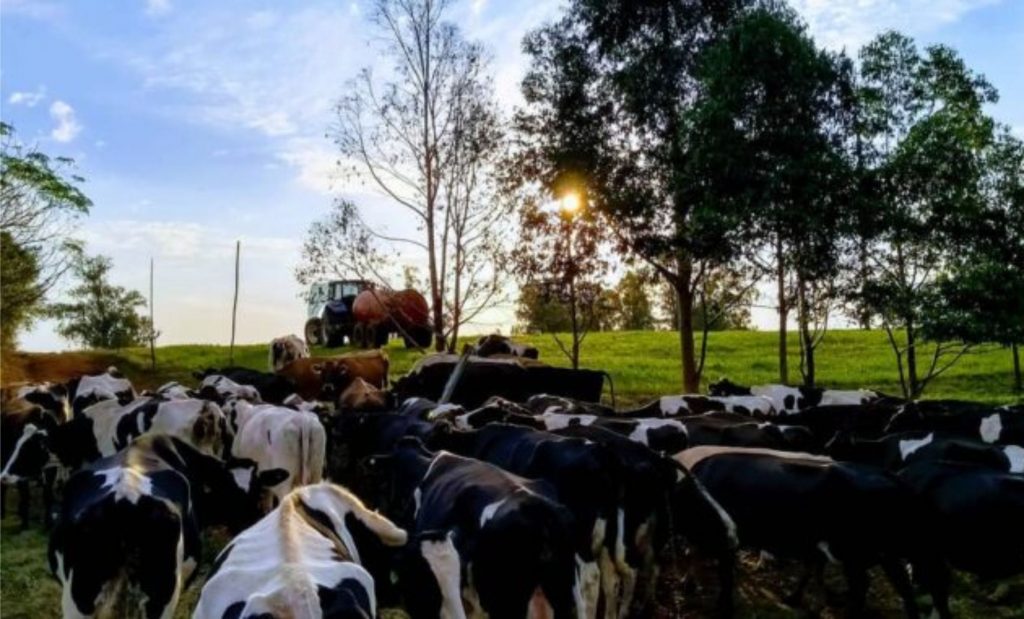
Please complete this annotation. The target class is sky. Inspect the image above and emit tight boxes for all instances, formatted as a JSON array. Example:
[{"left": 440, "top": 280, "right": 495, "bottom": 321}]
[{"left": 2, "top": 0, "right": 1022, "bottom": 351}]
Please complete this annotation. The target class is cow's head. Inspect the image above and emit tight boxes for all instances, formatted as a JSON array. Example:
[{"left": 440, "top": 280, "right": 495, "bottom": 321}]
[
  {"left": 0, "top": 423, "right": 52, "bottom": 485},
  {"left": 337, "top": 377, "right": 389, "bottom": 412}
]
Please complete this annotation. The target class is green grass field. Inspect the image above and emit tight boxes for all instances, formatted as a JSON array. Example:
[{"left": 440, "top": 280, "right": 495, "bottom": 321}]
[
  {"left": 1, "top": 329, "right": 1020, "bottom": 618},
  {"left": 105, "top": 328, "right": 1023, "bottom": 405}
]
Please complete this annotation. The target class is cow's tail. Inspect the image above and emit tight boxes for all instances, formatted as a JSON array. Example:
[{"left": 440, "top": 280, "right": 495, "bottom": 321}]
[{"left": 301, "top": 414, "right": 326, "bottom": 486}]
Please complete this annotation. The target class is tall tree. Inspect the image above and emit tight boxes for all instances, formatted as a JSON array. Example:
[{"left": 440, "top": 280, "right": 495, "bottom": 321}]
[
  {"left": 512, "top": 195, "right": 610, "bottom": 369},
  {"left": 616, "top": 270, "right": 655, "bottom": 331},
  {"left": 333, "top": 0, "right": 507, "bottom": 352},
  {"left": 854, "top": 32, "right": 999, "bottom": 398},
  {"left": 689, "top": 8, "right": 855, "bottom": 386},
  {"left": 513, "top": 0, "right": 752, "bottom": 391},
  {"left": 51, "top": 255, "right": 154, "bottom": 350},
  {"left": 921, "top": 129, "right": 1024, "bottom": 391},
  {"left": 0, "top": 122, "right": 91, "bottom": 346}
]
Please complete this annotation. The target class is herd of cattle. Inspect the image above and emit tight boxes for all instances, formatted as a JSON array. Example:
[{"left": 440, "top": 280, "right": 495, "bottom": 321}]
[{"left": 1, "top": 333, "right": 1022, "bottom": 619}]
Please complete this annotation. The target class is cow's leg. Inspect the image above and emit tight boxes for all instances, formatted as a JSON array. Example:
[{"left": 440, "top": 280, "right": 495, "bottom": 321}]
[
  {"left": 715, "top": 551, "right": 736, "bottom": 618},
  {"left": 17, "top": 478, "right": 31, "bottom": 529},
  {"left": 913, "top": 560, "right": 951, "bottom": 619},
  {"left": 598, "top": 547, "right": 620, "bottom": 619},
  {"left": 842, "top": 564, "right": 868, "bottom": 618},
  {"left": 137, "top": 513, "right": 184, "bottom": 619},
  {"left": 880, "top": 558, "right": 919, "bottom": 619},
  {"left": 784, "top": 558, "right": 823, "bottom": 608},
  {"left": 43, "top": 468, "right": 57, "bottom": 529}
]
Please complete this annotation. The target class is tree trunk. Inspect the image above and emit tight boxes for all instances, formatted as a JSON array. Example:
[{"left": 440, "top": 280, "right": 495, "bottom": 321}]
[
  {"left": 1013, "top": 342, "right": 1021, "bottom": 393},
  {"left": 776, "top": 236, "right": 789, "bottom": 384},
  {"left": 857, "top": 239, "right": 871, "bottom": 329},
  {"left": 797, "top": 276, "right": 815, "bottom": 387},
  {"left": 905, "top": 318, "right": 919, "bottom": 398},
  {"left": 676, "top": 257, "right": 699, "bottom": 393}
]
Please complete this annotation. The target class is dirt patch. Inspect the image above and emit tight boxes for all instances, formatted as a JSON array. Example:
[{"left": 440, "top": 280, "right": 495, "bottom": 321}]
[{"left": 0, "top": 351, "right": 122, "bottom": 388}]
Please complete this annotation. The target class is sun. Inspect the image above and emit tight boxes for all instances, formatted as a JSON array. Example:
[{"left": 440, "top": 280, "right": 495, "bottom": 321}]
[{"left": 560, "top": 192, "right": 582, "bottom": 214}]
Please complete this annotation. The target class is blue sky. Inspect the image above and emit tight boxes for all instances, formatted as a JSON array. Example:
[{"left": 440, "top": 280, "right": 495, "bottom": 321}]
[{"left": 3, "top": 0, "right": 1022, "bottom": 351}]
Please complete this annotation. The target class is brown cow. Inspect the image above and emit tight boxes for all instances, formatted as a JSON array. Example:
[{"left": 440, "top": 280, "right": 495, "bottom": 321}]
[
  {"left": 337, "top": 377, "right": 390, "bottom": 412},
  {"left": 276, "top": 350, "right": 389, "bottom": 401}
]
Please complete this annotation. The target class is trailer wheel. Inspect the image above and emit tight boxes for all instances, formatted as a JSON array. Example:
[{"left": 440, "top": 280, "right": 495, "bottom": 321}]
[
  {"left": 352, "top": 323, "right": 367, "bottom": 348},
  {"left": 406, "top": 326, "right": 433, "bottom": 348},
  {"left": 373, "top": 325, "right": 389, "bottom": 348},
  {"left": 305, "top": 318, "right": 325, "bottom": 347}
]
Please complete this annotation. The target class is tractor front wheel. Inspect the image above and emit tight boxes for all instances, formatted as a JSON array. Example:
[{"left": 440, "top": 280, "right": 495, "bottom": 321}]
[{"left": 305, "top": 318, "right": 325, "bottom": 348}]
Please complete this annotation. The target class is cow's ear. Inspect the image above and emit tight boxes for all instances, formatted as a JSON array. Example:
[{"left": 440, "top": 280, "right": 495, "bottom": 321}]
[{"left": 257, "top": 468, "right": 290, "bottom": 488}]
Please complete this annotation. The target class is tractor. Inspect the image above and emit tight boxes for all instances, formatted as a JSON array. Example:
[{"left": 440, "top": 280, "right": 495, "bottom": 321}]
[{"left": 304, "top": 280, "right": 433, "bottom": 349}]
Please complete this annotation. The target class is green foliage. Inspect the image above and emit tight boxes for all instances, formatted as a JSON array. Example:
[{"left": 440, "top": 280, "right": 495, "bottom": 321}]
[
  {"left": 616, "top": 270, "right": 654, "bottom": 331},
  {"left": 660, "top": 267, "right": 755, "bottom": 332},
  {"left": 0, "top": 123, "right": 91, "bottom": 347},
  {"left": 0, "top": 232, "right": 43, "bottom": 348},
  {"left": 50, "top": 255, "right": 154, "bottom": 350}
]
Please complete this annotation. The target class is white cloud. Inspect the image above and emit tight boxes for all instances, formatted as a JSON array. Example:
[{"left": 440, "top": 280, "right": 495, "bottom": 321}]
[
  {"left": 8, "top": 86, "right": 46, "bottom": 107},
  {"left": 144, "top": 0, "right": 171, "bottom": 17},
  {"left": 471, "top": 0, "right": 487, "bottom": 15},
  {"left": 791, "top": 0, "right": 1003, "bottom": 51},
  {"left": 49, "top": 100, "right": 82, "bottom": 142}
]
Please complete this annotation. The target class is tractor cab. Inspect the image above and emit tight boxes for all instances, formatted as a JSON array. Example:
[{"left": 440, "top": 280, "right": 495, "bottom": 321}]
[{"left": 304, "top": 280, "right": 373, "bottom": 346}]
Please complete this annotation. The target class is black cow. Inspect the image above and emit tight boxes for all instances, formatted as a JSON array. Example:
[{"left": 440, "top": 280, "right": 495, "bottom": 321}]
[
  {"left": 898, "top": 461, "right": 1024, "bottom": 591},
  {"left": 48, "top": 434, "right": 274, "bottom": 619},
  {"left": 553, "top": 424, "right": 736, "bottom": 617},
  {"left": 395, "top": 354, "right": 605, "bottom": 408},
  {"left": 193, "top": 366, "right": 297, "bottom": 404},
  {"left": 885, "top": 405, "right": 1024, "bottom": 444},
  {"left": 370, "top": 438, "right": 581, "bottom": 619},
  {"left": 827, "top": 431, "right": 1024, "bottom": 473},
  {"left": 474, "top": 333, "right": 540, "bottom": 359},
  {"left": 708, "top": 378, "right": 883, "bottom": 413},
  {"left": 759, "top": 403, "right": 900, "bottom": 448},
  {"left": 677, "top": 446, "right": 948, "bottom": 618},
  {"left": 429, "top": 423, "right": 628, "bottom": 618},
  {"left": 66, "top": 367, "right": 136, "bottom": 416}
]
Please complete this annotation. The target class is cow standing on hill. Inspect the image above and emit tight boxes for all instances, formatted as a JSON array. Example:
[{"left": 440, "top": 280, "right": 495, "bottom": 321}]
[{"left": 269, "top": 334, "right": 310, "bottom": 372}]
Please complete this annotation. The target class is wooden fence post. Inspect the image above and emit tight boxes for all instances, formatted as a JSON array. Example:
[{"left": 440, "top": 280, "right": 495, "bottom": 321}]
[{"left": 230, "top": 240, "right": 240, "bottom": 365}]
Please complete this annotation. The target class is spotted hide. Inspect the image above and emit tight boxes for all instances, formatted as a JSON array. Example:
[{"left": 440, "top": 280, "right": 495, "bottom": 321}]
[
  {"left": 194, "top": 483, "right": 407, "bottom": 619},
  {"left": 48, "top": 435, "right": 263, "bottom": 619},
  {"left": 370, "top": 439, "right": 582, "bottom": 619},
  {"left": 228, "top": 401, "right": 326, "bottom": 509}
]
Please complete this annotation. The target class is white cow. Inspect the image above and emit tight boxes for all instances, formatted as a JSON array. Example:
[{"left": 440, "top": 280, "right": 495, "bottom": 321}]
[
  {"left": 229, "top": 401, "right": 326, "bottom": 509},
  {"left": 194, "top": 483, "right": 407, "bottom": 619},
  {"left": 270, "top": 334, "right": 311, "bottom": 372}
]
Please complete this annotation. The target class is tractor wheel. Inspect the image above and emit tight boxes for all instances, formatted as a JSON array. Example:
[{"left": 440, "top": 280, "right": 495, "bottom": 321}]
[
  {"left": 305, "top": 318, "right": 325, "bottom": 348},
  {"left": 373, "top": 325, "right": 390, "bottom": 348},
  {"left": 326, "top": 328, "right": 344, "bottom": 348}
]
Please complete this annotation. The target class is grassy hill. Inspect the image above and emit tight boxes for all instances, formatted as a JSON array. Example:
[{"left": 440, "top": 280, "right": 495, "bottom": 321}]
[{"left": 4, "top": 328, "right": 1019, "bottom": 404}]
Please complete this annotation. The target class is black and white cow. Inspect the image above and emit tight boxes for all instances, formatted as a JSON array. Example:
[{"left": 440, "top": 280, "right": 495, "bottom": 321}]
[
  {"left": 370, "top": 438, "right": 582, "bottom": 619},
  {"left": 885, "top": 405, "right": 1024, "bottom": 445},
  {"left": 676, "top": 446, "right": 949, "bottom": 617},
  {"left": 474, "top": 334, "right": 540, "bottom": 360},
  {"left": 759, "top": 403, "right": 900, "bottom": 448},
  {"left": 898, "top": 461, "right": 1024, "bottom": 592},
  {"left": 194, "top": 482, "right": 408, "bottom": 619},
  {"left": 226, "top": 400, "right": 326, "bottom": 510},
  {"left": 1, "top": 399, "right": 63, "bottom": 528},
  {"left": 195, "top": 368, "right": 296, "bottom": 404},
  {"left": 430, "top": 424, "right": 625, "bottom": 619},
  {"left": 552, "top": 424, "right": 737, "bottom": 618},
  {"left": 709, "top": 378, "right": 879, "bottom": 414},
  {"left": 48, "top": 434, "right": 267, "bottom": 619},
  {"left": 827, "top": 431, "right": 1024, "bottom": 473},
  {"left": 66, "top": 367, "right": 136, "bottom": 417},
  {"left": 3, "top": 381, "right": 71, "bottom": 421},
  {"left": 80, "top": 396, "right": 231, "bottom": 459},
  {"left": 270, "top": 333, "right": 311, "bottom": 372},
  {"left": 621, "top": 395, "right": 777, "bottom": 418},
  {"left": 144, "top": 381, "right": 196, "bottom": 400}
]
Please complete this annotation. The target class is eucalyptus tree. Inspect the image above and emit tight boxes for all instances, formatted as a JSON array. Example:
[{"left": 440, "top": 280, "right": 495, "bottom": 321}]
[
  {"left": 512, "top": 0, "right": 754, "bottom": 391},
  {"left": 854, "top": 32, "right": 1000, "bottom": 397},
  {"left": 686, "top": 7, "right": 856, "bottom": 386}
]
